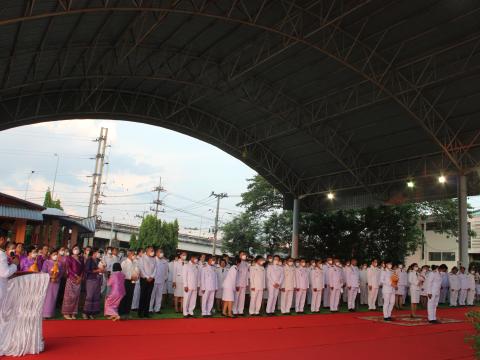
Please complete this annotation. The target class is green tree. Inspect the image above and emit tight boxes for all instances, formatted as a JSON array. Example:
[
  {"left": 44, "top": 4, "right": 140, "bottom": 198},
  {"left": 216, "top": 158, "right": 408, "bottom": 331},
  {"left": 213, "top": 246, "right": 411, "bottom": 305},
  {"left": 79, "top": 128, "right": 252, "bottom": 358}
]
[
  {"left": 43, "top": 188, "right": 63, "bottom": 210},
  {"left": 221, "top": 213, "right": 263, "bottom": 255},
  {"left": 260, "top": 211, "right": 292, "bottom": 254},
  {"left": 237, "top": 174, "right": 283, "bottom": 217},
  {"left": 129, "top": 233, "right": 137, "bottom": 248},
  {"left": 137, "top": 215, "right": 179, "bottom": 257}
]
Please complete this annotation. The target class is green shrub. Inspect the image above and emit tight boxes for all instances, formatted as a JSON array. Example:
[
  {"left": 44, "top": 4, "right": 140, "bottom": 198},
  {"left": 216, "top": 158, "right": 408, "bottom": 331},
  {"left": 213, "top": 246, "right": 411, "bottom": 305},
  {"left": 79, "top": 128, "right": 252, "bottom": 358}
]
[{"left": 467, "top": 310, "right": 480, "bottom": 358}]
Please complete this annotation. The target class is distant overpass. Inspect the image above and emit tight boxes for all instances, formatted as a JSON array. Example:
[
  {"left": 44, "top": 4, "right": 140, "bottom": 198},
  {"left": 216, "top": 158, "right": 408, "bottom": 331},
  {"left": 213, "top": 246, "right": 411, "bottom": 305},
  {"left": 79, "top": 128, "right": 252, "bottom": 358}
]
[{"left": 93, "top": 220, "right": 218, "bottom": 255}]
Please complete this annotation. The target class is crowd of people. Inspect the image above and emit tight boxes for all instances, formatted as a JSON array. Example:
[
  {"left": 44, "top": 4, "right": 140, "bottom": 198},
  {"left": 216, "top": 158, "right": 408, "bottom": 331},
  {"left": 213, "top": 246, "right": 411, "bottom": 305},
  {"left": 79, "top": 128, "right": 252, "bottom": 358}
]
[{"left": 1, "top": 237, "right": 478, "bottom": 324}]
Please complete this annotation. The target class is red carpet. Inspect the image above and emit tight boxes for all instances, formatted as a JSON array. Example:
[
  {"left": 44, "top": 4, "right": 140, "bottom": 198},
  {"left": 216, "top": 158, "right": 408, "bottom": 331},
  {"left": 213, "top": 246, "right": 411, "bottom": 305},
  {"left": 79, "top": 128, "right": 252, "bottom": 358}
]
[{"left": 10, "top": 308, "right": 476, "bottom": 359}]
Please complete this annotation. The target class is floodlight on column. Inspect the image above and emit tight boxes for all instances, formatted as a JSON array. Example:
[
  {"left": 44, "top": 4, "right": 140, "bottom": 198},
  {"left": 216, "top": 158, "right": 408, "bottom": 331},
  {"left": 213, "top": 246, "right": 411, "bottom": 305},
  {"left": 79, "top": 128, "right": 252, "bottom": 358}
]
[
  {"left": 407, "top": 180, "right": 415, "bottom": 188},
  {"left": 327, "top": 192, "right": 335, "bottom": 200},
  {"left": 438, "top": 175, "right": 446, "bottom": 184}
]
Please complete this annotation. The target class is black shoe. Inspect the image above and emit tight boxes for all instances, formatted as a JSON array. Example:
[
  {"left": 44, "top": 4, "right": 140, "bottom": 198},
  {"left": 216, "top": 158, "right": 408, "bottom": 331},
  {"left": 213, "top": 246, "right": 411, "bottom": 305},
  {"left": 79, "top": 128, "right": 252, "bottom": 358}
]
[
  {"left": 429, "top": 320, "right": 440, "bottom": 324},
  {"left": 384, "top": 317, "right": 391, "bottom": 321},
  {"left": 183, "top": 315, "right": 189, "bottom": 318},
  {"left": 156, "top": 311, "right": 162, "bottom": 314}
]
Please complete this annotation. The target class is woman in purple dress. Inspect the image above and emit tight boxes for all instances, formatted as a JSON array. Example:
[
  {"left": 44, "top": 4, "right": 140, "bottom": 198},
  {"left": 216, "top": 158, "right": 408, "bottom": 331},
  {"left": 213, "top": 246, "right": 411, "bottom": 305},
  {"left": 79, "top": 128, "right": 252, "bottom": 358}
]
[
  {"left": 19, "top": 246, "right": 39, "bottom": 272},
  {"left": 105, "top": 263, "right": 126, "bottom": 321},
  {"left": 82, "top": 248, "right": 104, "bottom": 319},
  {"left": 41, "top": 249, "right": 63, "bottom": 318},
  {"left": 61, "top": 245, "right": 84, "bottom": 320}
]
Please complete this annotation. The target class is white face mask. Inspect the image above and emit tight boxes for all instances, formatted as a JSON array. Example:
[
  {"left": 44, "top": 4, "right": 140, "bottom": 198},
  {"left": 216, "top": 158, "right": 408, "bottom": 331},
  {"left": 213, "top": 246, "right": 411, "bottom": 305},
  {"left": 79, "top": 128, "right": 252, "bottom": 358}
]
[
  {"left": 413, "top": 267, "right": 419, "bottom": 271},
  {"left": 241, "top": 255, "right": 247, "bottom": 260},
  {"left": 72, "top": 249, "right": 80, "bottom": 255},
  {"left": 335, "top": 262, "right": 341, "bottom": 267},
  {"left": 300, "top": 263, "right": 306, "bottom": 267},
  {"left": 107, "top": 250, "right": 112, "bottom": 255},
  {"left": 327, "top": 260, "right": 333, "bottom": 265},
  {"left": 193, "top": 259, "right": 198, "bottom": 264},
  {"left": 399, "top": 265, "right": 404, "bottom": 269},
  {"left": 471, "top": 271, "right": 475, "bottom": 274},
  {"left": 51, "top": 255, "right": 58, "bottom": 261},
  {"left": 181, "top": 255, "right": 187, "bottom": 260},
  {"left": 287, "top": 261, "right": 294, "bottom": 266},
  {"left": 210, "top": 261, "right": 216, "bottom": 266},
  {"left": 31, "top": 253, "right": 38, "bottom": 258},
  {"left": 59, "top": 250, "right": 65, "bottom": 256},
  {"left": 273, "top": 260, "right": 280, "bottom": 265},
  {"left": 159, "top": 253, "right": 164, "bottom": 258},
  {"left": 387, "top": 264, "right": 392, "bottom": 269},
  {"left": 259, "top": 261, "right": 265, "bottom": 266}
]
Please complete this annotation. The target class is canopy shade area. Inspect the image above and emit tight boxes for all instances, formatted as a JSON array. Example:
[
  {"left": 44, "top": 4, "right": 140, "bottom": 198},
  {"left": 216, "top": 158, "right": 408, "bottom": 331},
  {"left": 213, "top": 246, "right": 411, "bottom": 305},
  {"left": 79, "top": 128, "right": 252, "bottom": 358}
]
[{"left": 0, "top": 1, "right": 480, "bottom": 213}]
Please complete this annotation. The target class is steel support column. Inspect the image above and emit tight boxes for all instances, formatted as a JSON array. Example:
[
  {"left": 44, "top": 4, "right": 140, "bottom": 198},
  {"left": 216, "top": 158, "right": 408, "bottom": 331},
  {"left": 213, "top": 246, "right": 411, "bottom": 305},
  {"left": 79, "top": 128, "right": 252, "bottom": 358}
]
[
  {"left": 458, "top": 174, "right": 469, "bottom": 268},
  {"left": 291, "top": 197, "right": 300, "bottom": 258}
]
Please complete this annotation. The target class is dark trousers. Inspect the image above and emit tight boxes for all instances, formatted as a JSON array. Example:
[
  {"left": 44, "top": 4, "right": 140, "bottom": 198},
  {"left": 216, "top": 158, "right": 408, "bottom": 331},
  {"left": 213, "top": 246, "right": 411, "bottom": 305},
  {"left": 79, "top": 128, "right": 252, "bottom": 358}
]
[
  {"left": 119, "top": 280, "right": 135, "bottom": 315},
  {"left": 138, "top": 278, "right": 154, "bottom": 317}
]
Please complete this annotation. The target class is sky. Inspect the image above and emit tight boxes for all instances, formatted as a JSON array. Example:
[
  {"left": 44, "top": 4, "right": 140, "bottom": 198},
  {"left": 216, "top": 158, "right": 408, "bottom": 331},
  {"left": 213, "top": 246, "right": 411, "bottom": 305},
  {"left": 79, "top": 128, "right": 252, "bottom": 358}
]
[{"left": 0, "top": 119, "right": 256, "bottom": 232}]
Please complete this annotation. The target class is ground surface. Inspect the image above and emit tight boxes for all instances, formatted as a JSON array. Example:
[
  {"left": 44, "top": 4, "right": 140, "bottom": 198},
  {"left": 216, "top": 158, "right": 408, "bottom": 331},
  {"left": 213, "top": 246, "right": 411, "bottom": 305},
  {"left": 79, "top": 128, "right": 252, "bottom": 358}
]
[{"left": 9, "top": 307, "right": 477, "bottom": 359}]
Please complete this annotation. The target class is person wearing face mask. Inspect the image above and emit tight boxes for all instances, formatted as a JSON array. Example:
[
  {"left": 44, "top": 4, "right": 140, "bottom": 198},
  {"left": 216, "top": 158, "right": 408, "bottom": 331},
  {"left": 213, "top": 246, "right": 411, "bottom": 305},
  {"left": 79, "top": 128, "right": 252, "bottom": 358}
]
[
  {"left": 182, "top": 255, "right": 200, "bottom": 318},
  {"left": 367, "top": 259, "right": 380, "bottom": 310},
  {"left": 131, "top": 248, "right": 143, "bottom": 311},
  {"left": 439, "top": 264, "right": 450, "bottom": 304},
  {"left": 82, "top": 248, "right": 104, "bottom": 319},
  {"left": 119, "top": 249, "right": 139, "bottom": 318},
  {"left": 41, "top": 249, "right": 63, "bottom": 318},
  {"left": 466, "top": 267, "right": 476, "bottom": 306},
  {"left": 359, "top": 264, "right": 368, "bottom": 305},
  {"left": 200, "top": 256, "right": 218, "bottom": 317},
  {"left": 137, "top": 246, "right": 156, "bottom": 318},
  {"left": 61, "top": 245, "right": 84, "bottom": 320},
  {"left": 38, "top": 245, "right": 49, "bottom": 271},
  {"left": 380, "top": 261, "right": 397, "bottom": 321},
  {"left": 248, "top": 256, "right": 265, "bottom": 316},
  {"left": 149, "top": 248, "right": 169, "bottom": 314},
  {"left": 323, "top": 258, "right": 333, "bottom": 308},
  {"left": 0, "top": 229, "right": 18, "bottom": 314},
  {"left": 232, "top": 251, "right": 249, "bottom": 316},
  {"left": 173, "top": 251, "right": 187, "bottom": 313},
  {"left": 309, "top": 260, "right": 324, "bottom": 312},
  {"left": 222, "top": 256, "right": 240, "bottom": 317},
  {"left": 20, "top": 246, "right": 39, "bottom": 272},
  {"left": 266, "top": 255, "right": 284, "bottom": 315},
  {"left": 215, "top": 259, "right": 228, "bottom": 312},
  {"left": 425, "top": 264, "right": 445, "bottom": 324},
  {"left": 294, "top": 259, "right": 309, "bottom": 313},
  {"left": 395, "top": 263, "right": 408, "bottom": 309},
  {"left": 448, "top": 267, "right": 460, "bottom": 307},
  {"left": 328, "top": 259, "right": 344, "bottom": 312},
  {"left": 408, "top": 263, "right": 421, "bottom": 318},
  {"left": 281, "top": 257, "right": 296, "bottom": 314},
  {"left": 345, "top": 259, "right": 360, "bottom": 312},
  {"left": 458, "top": 266, "right": 468, "bottom": 306}
]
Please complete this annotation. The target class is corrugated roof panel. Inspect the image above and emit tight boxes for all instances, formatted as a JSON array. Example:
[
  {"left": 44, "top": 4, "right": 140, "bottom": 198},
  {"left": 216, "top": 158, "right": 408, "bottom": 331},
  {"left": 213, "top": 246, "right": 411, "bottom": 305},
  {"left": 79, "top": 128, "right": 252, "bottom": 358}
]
[{"left": 0, "top": 205, "right": 43, "bottom": 222}]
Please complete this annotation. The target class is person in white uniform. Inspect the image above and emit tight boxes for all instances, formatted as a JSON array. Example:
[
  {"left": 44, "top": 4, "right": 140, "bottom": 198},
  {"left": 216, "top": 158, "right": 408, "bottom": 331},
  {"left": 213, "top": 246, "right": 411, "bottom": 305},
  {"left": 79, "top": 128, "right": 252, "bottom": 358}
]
[
  {"left": 359, "top": 264, "right": 368, "bottom": 305},
  {"left": 215, "top": 259, "right": 228, "bottom": 312},
  {"left": 439, "top": 265, "right": 450, "bottom": 304},
  {"left": 182, "top": 254, "right": 200, "bottom": 317},
  {"left": 309, "top": 260, "right": 324, "bottom": 312},
  {"left": 222, "top": 257, "right": 240, "bottom": 317},
  {"left": 323, "top": 258, "right": 333, "bottom": 308},
  {"left": 466, "top": 268, "right": 476, "bottom": 306},
  {"left": 137, "top": 247, "right": 156, "bottom": 318},
  {"left": 173, "top": 251, "right": 187, "bottom": 313},
  {"left": 380, "top": 261, "right": 397, "bottom": 321},
  {"left": 458, "top": 266, "right": 468, "bottom": 306},
  {"left": 266, "top": 255, "right": 284, "bottom": 315},
  {"left": 0, "top": 230, "right": 18, "bottom": 310},
  {"left": 408, "top": 263, "right": 421, "bottom": 318},
  {"left": 345, "top": 259, "right": 360, "bottom": 311},
  {"left": 395, "top": 264, "right": 408, "bottom": 308},
  {"left": 200, "top": 256, "right": 218, "bottom": 317},
  {"left": 249, "top": 256, "right": 265, "bottom": 315},
  {"left": 233, "top": 251, "right": 249, "bottom": 315},
  {"left": 295, "top": 259, "right": 309, "bottom": 313},
  {"left": 149, "top": 248, "right": 169, "bottom": 314},
  {"left": 448, "top": 267, "right": 460, "bottom": 307},
  {"left": 425, "top": 264, "right": 445, "bottom": 323},
  {"left": 367, "top": 259, "right": 380, "bottom": 310},
  {"left": 281, "top": 257, "right": 296, "bottom": 314},
  {"left": 328, "top": 260, "right": 344, "bottom": 312}
]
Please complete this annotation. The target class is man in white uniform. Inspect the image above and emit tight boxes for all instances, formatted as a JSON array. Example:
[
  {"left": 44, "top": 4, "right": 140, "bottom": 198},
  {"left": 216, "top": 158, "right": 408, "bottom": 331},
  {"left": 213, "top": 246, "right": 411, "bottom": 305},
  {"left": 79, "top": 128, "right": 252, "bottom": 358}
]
[
  {"left": 149, "top": 248, "right": 169, "bottom": 314},
  {"left": 309, "top": 260, "right": 324, "bottom": 312},
  {"left": 200, "top": 256, "right": 218, "bottom": 317},
  {"left": 182, "top": 254, "right": 200, "bottom": 317},
  {"left": 328, "top": 259, "right": 344, "bottom": 312},
  {"left": 448, "top": 267, "right": 460, "bottom": 307},
  {"left": 367, "top": 259, "right": 380, "bottom": 310},
  {"left": 467, "top": 269, "right": 476, "bottom": 306},
  {"left": 281, "top": 257, "right": 296, "bottom": 314},
  {"left": 425, "top": 264, "right": 445, "bottom": 323},
  {"left": 173, "top": 252, "right": 187, "bottom": 313},
  {"left": 396, "top": 264, "right": 408, "bottom": 307},
  {"left": 439, "top": 265, "right": 450, "bottom": 304},
  {"left": 359, "top": 264, "right": 368, "bottom": 305},
  {"left": 137, "top": 246, "right": 156, "bottom": 318},
  {"left": 266, "top": 255, "right": 284, "bottom": 315},
  {"left": 458, "top": 266, "right": 468, "bottom": 306},
  {"left": 233, "top": 251, "right": 249, "bottom": 315},
  {"left": 323, "top": 258, "right": 333, "bottom": 308},
  {"left": 0, "top": 230, "right": 18, "bottom": 310},
  {"left": 345, "top": 259, "right": 360, "bottom": 311},
  {"left": 215, "top": 259, "right": 228, "bottom": 311},
  {"left": 295, "top": 259, "right": 309, "bottom": 313},
  {"left": 249, "top": 256, "right": 265, "bottom": 315},
  {"left": 380, "top": 261, "right": 396, "bottom": 321}
]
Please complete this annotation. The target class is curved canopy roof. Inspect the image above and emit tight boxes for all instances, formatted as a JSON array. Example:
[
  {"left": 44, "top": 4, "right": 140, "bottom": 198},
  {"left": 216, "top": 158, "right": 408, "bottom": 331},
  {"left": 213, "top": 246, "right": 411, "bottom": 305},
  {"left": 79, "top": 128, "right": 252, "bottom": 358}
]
[{"left": 1, "top": 0, "right": 480, "bottom": 211}]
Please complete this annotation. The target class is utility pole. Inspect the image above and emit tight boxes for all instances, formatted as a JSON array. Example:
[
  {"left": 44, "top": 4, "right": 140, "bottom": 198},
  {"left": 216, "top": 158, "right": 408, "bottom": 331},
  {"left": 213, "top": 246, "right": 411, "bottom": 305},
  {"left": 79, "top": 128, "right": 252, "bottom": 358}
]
[
  {"left": 51, "top": 153, "right": 60, "bottom": 199},
  {"left": 151, "top": 177, "right": 165, "bottom": 218},
  {"left": 24, "top": 170, "right": 35, "bottom": 200},
  {"left": 87, "top": 127, "right": 108, "bottom": 218},
  {"left": 211, "top": 191, "right": 228, "bottom": 255}
]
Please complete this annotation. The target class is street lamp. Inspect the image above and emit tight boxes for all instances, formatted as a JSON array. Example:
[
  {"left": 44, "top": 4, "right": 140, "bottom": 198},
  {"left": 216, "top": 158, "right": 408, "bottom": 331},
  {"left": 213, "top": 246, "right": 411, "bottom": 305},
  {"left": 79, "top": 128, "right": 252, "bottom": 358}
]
[
  {"left": 52, "top": 153, "right": 60, "bottom": 199},
  {"left": 24, "top": 170, "right": 35, "bottom": 200}
]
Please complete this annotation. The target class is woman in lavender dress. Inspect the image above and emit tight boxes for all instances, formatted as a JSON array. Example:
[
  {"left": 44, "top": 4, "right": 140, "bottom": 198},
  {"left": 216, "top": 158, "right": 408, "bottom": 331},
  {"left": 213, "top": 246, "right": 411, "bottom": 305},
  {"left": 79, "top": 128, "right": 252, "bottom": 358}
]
[
  {"left": 19, "top": 246, "right": 39, "bottom": 272},
  {"left": 61, "top": 245, "right": 84, "bottom": 319},
  {"left": 41, "top": 249, "right": 63, "bottom": 318},
  {"left": 82, "top": 248, "right": 104, "bottom": 319},
  {"left": 104, "top": 263, "right": 126, "bottom": 321}
]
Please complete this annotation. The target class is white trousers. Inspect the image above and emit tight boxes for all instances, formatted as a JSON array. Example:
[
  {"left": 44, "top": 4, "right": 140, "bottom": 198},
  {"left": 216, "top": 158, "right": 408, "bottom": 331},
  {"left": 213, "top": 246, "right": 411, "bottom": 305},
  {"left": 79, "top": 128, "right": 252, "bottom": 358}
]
[
  {"left": 311, "top": 289, "right": 323, "bottom": 312},
  {"left": 360, "top": 284, "right": 368, "bottom": 305},
  {"left": 467, "top": 289, "right": 475, "bottom": 306},
  {"left": 281, "top": 290, "right": 294, "bottom": 313},
  {"left": 149, "top": 282, "right": 165, "bottom": 312},
  {"left": 131, "top": 281, "right": 140, "bottom": 310},
  {"left": 348, "top": 287, "right": 359, "bottom": 309},
  {"left": 368, "top": 287, "right": 379, "bottom": 310},
  {"left": 266, "top": 286, "right": 279, "bottom": 313},
  {"left": 449, "top": 289, "right": 459, "bottom": 306},
  {"left": 183, "top": 289, "right": 197, "bottom": 316},
  {"left": 428, "top": 294, "right": 440, "bottom": 321},
  {"left": 439, "top": 287, "right": 449, "bottom": 303},
  {"left": 233, "top": 287, "right": 246, "bottom": 314},
  {"left": 323, "top": 286, "right": 330, "bottom": 307},
  {"left": 249, "top": 289, "right": 263, "bottom": 315},
  {"left": 201, "top": 290, "right": 215, "bottom": 315},
  {"left": 382, "top": 291, "right": 395, "bottom": 318},
  {"left": 459, "top": 289, "right": 467, "bottom": 305},
  {"left": 295, "top": 289, "right": 307, "bottom": 312},
  {"left": 329, "top": 288, "right": 341, "bottom": 311}
]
